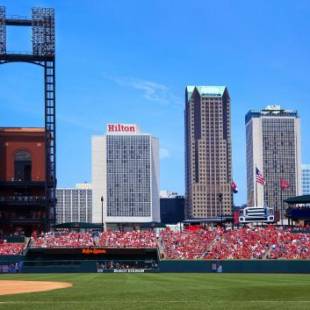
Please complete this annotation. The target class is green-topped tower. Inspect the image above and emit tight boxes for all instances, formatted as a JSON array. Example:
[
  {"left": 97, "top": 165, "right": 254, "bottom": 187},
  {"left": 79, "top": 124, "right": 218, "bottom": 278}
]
[{"left": 185, "top": 86, "right": 232, "bottom": 221}]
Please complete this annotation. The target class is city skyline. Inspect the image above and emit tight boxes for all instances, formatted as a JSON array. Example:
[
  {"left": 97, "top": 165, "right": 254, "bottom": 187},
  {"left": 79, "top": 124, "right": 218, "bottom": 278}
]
[{"left": 1, "top": 1, "right": 310, "bottom": 205}]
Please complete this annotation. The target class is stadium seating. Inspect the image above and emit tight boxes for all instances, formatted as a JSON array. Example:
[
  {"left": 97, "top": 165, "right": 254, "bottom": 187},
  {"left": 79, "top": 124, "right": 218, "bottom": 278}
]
[
  {"left": 160, "top": 226, "right": 310, "bottom": 260},
  {"left": 159, "top": 227, "right": 219, "bottom": 259},
  {"left": 0, "top": 242, "right": 24, "bottom": 255},
  {"left": 268, "top": 229, "right": 310, "bottom": 259},
  {"left": 98, "top": 230, "right": 156, "bottom": 248},
  {"left": 204, "top": 226, "right": 276, "bottom": 259},
  {"left": 28, "top": 226, "right": 310, "bottom": 260},
  {"left": 31, "top": 232, "right": 95, "bottom": 248}
]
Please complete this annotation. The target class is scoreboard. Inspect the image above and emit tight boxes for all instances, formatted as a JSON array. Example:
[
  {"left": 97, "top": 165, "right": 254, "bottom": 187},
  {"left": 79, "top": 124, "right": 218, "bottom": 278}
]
[
  {"left": 239, "top": 206, "right": 274, "bottom": 223},
  {"left": 26, "top": 247, "right": 159, "bottom": 261}
]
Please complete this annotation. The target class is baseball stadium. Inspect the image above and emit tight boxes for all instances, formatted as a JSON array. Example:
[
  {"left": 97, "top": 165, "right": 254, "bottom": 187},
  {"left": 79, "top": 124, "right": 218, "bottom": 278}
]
[
  {"left": 1, "top": 4, "right": 310, "bottom": 310},
  {"left": 1, "top": 228, "right": 310, "bottom": 309}
]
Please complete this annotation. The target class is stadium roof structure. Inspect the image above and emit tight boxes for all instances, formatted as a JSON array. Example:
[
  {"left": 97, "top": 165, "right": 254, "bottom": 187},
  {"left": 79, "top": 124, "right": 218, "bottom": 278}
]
[
  {"left": 184, "top": 216, "right": 233, "bottom": 224},
  {"left": 139, "top": 222, "right": 166, "bottom": 228},
  {"left": 54, "top": 222, "right": 102, "bottom": 230},
  {"left": 285, "top": 195, "right": 310, "bottom": 205}
]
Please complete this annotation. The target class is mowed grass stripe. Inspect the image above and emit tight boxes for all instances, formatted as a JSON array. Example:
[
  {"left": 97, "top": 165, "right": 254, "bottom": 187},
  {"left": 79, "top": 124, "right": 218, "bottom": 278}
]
[{"left": 0, "top": 273, "right": 310, "bottom": 309}]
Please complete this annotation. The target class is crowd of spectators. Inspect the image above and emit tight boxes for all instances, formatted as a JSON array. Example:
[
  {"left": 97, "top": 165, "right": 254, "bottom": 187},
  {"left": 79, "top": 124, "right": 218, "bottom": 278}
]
[
  {"left": 16, "top": 226, "right": 310, "bottom": 260},
  {"left": 268, "top": 228, "right": 310, "bottom": 259},
  {"left": 30, "top": 230, "right": 157, "bottom": 249},
  {"left": 204, "top": 226, "right": 277, "bottom": 259},
  {"left": 159, "top": 227, "right": 219, "bottom": 259},
  {"left": 31, "top": 231, "right": 95, "bottom": 248},
  {"left": 0, "top": 241, "right": 25, "bottom": 255},
  {"left": 98, "top": 230, "right": 157, "bottom": 248},
  {"left": 161, "top": 226, "right": 310, "bottom": 260}
]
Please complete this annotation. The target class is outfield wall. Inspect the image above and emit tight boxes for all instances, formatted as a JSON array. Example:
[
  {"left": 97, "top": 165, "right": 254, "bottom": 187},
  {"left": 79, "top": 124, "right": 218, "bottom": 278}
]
[
  {"left": 0, "top": 256, "right": 24, "bottom": 273},
  {"left": 0, "top": 256, "right": 23, "bottom": 263},
  {"left": 2, "top": 256, "right": 310, "bottom": 273},
  {"left": 159, "top": 260, "right": 310, "bottom": 273}
]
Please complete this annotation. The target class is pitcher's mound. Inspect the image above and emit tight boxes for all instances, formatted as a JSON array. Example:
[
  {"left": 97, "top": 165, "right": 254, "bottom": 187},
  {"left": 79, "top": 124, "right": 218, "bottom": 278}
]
[{"left": 0, "top": 280, "right": 72, "bottom": 296}]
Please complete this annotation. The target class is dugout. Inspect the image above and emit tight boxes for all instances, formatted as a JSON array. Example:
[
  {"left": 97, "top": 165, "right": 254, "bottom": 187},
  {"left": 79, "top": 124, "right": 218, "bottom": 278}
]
[{"left": 23, "top": 247, "right": 159, "bottom": 273}]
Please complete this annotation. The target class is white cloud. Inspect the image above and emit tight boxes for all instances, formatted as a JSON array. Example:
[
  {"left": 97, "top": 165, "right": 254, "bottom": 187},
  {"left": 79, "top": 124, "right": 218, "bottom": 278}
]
[
  {"left": 104, "top": 74, "right": 182, "bottom": 106},
  {"left": 160, "top": 147, "right": 171, "bottom": 159}
]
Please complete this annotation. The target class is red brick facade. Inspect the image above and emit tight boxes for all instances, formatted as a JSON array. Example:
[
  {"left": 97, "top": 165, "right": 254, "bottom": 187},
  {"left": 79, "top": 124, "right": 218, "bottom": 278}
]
[{"left": 0, "top": 128, "right": 46, "bottom": 182}]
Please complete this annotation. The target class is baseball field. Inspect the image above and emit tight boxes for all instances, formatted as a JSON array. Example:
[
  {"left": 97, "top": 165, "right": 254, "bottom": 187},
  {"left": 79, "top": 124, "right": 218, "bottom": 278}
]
[{"left": 0, "top": 273, "right": 310, "bottom": 310}]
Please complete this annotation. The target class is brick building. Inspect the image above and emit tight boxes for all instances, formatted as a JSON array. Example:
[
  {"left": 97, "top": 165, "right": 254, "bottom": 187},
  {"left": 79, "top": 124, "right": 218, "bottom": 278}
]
[{"left": 0, "top": 128, "right": 48, "bottom": 236}]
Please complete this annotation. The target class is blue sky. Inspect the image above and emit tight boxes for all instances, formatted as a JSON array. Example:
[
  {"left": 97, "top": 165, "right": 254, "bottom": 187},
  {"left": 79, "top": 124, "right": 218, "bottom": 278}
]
[{"left": 1, "top": 0, "right": 310, "bottom": 205}]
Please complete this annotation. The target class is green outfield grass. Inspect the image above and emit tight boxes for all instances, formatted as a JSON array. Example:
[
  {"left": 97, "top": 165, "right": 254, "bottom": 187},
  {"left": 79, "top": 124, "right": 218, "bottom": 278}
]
[{"left": 0, "top": 273, "right": 310, "bottom": 310}]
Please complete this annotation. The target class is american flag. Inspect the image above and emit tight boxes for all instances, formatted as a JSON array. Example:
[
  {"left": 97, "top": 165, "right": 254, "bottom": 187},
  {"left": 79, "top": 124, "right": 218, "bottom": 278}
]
[
  {"left": 256, "top": 167, "right": 265, "bottom": 185},
  {"left": 231, "top": 181, "right": 238, "bottom": 193}
]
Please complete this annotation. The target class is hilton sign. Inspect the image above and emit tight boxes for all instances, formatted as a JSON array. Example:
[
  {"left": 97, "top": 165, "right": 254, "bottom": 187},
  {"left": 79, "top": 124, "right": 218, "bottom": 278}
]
[{"left": 107, "top": 124, "right": 139, "bottom": 134}]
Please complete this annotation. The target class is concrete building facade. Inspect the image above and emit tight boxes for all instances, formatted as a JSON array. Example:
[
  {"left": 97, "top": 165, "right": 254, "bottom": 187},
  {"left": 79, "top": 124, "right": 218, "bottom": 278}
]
[
  {"left": 92, "top": 124, "right": 160, "bottom": 226},
  {"left": 246, "top": 105, "right": 301, "bottom": 211},
  {"left": 302, "top": 164, "right": 310, "bottom": 195},
  {"left": 185, "top": 86, "right": 232, "bottom": 220},
  {"left": 56, "top": 183, "right": 92, "bottom": 224}
]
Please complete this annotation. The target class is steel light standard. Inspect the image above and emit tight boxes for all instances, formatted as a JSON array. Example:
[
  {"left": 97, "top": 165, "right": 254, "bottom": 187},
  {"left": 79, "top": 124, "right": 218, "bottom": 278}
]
[
  {"left": 280, "top": 188, "right": 284, "bottom": 226},
  {"left": 218, "top": 193, "right": 223, "bottom": 224},
  {"left": 101, "top": 196, "right": 104, "bottom": 232}
]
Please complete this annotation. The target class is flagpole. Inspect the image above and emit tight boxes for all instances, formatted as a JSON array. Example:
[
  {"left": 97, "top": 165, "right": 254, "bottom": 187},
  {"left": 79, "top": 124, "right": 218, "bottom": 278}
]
[
  {"left": 280, "top": 188, "right": 283, "bottom": 226},
  {"left": 255, "top": 173, "right": 258, "bottom": 207}
]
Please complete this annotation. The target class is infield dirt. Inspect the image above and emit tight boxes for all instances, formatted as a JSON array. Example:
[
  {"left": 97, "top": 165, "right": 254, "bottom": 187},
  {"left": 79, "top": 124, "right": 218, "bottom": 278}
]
[{"left": 0, "top": 280, "right": 72, "bottom": 296}]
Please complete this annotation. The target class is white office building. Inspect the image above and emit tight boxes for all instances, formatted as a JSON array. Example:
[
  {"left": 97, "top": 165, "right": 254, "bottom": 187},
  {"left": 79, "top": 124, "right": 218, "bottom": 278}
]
[
  {"left": 246, "top": 105, "right": 301, "bottom": 210},
  {"left": 92, "top": 124, "right": 160, "bottom": 226},
  {"left": 56, "top": 183, "right": 92, "bottom": 224}
]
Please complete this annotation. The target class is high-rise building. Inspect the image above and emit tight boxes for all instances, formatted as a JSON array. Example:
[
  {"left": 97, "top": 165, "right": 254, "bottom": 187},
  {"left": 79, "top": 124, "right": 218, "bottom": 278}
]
[
  {"left": 245, "top": 105, "right": 301, "bottom": 211},
  {"left": 56, "top": 183, "right": 92, "bottom": 224},
  {"left": 92, "top": 124, "right": 160, "bottom": 227},
  {"left": 185, "top": 86, "right": 232, "bottom": 219},
  {"left": 302, "top": 165, "right": 310, "bottom": 195}
]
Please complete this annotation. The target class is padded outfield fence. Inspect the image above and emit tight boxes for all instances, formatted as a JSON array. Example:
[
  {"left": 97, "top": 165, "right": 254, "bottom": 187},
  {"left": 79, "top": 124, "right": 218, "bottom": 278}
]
[
  {"left": 159, "top": 259, "right": 310, "bottom": 273},
  {"left": 1, "top": 253, "right": 310, "bottom": 273}
]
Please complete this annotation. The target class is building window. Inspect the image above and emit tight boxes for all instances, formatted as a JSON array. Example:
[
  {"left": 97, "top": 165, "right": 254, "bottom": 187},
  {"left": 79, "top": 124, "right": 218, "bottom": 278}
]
[{"left": 14, "top": 150, "right": 32, "bottom": 181}]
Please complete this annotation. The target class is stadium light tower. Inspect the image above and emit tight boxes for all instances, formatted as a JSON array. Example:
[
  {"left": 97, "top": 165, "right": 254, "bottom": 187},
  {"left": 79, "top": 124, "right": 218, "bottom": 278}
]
[
  {"left": 101, "top": 196, "right": 104, "bottom": 232},
  {"left": 0, "top": 7, "right": 56, "bottom": 229}
]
